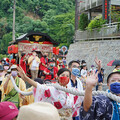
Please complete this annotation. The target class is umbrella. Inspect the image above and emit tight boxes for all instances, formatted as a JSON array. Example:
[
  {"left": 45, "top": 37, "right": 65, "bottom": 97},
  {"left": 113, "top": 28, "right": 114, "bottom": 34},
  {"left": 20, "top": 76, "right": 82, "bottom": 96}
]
[{"left": 107, "top": 60, "right": 120, "bottom": 66}]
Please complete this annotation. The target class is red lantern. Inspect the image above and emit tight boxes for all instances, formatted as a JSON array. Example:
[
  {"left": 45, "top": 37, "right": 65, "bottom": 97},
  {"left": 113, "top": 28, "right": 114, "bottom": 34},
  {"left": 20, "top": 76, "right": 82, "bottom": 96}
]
[
  {"left": 11, "top": 45, "right": 18, "bottom": 54},
  {"left": 8, "top": 46, "right": 12, "bottom": 54},
  {"left": 53, "top": 47, "right": 56, "bottom": 54},
  {"left": 53, "top": 47, "right": 59, "bottom": 55}
]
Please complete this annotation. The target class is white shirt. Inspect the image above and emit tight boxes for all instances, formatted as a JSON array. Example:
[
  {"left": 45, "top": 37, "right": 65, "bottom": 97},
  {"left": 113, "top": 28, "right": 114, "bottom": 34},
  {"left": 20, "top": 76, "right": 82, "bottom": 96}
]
[
  {"left": 81, "top": 69, "right": 87, "bottom": 78},
  {"left": 31, "top": 59, "right": 39, "bottom": 70}
]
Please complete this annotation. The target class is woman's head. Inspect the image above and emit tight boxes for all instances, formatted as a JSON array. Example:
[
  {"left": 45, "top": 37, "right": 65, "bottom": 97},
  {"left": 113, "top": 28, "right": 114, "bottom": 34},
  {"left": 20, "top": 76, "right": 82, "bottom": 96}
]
[
  {"left": 57, "top": 68, "right": 71, "bottom": 87},
  {"left": 3, "top": 63, "right": 9, "bottom": 71},
  {"left": 11, "top": 65, "right": 18, "bottom": 77}
]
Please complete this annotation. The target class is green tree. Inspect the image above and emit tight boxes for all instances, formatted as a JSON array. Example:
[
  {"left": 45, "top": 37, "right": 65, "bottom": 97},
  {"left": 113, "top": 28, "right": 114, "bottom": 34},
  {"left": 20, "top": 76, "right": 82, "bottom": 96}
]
[
  {"left": 0, "top": 32, "right": 12, "bottom": 54},
  {"left": 79, "top": 13, "right": 89, "bottom": 31}
]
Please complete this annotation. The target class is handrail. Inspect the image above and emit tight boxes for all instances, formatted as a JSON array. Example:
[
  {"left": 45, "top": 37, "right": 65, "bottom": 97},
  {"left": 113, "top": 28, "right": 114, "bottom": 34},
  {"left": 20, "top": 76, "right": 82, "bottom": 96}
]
[{"left": 75, "top": 36, "right": 120, "bottom": 42}]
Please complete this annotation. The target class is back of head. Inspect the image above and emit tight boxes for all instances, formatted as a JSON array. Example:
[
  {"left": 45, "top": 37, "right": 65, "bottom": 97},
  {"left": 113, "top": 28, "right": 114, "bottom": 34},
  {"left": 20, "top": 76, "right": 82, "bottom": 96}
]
[{"left": 17, "top": 102, "right": 60, "bottom": 120}]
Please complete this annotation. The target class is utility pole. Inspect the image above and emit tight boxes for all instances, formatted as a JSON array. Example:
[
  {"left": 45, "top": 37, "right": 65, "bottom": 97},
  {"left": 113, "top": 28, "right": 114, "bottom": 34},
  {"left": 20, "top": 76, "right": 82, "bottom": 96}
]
[
  {"left": 75, "top": 0, "right": 79, "bottom": 31},
  {"left": 12, "top": 0, "right": 16, "bottom": 41}
]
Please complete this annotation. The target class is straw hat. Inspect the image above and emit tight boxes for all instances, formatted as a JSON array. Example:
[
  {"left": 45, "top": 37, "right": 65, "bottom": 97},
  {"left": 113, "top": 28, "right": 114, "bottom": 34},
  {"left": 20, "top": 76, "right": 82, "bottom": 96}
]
[{"left": 17, "top": 102, "right": 60, "bottom": 120}]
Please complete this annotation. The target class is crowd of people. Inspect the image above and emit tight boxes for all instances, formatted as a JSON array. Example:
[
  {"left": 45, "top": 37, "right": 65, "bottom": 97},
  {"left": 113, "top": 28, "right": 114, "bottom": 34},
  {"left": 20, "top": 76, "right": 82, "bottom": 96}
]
[{"left": 0, "top": 50, "right": 120, "bottom": 120}]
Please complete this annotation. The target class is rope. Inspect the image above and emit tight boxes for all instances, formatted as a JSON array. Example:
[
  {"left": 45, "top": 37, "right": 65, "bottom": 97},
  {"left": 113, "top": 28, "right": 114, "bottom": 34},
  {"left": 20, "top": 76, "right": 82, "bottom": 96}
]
[
  {"left": 10, "top": 76, "right": 120, "bottom": 102},
  {"left": 10, "top": 76, "right": 33, "bottom": 95},
  {"left": 47, "top": 83, "right": 120, "bottom": 103}
]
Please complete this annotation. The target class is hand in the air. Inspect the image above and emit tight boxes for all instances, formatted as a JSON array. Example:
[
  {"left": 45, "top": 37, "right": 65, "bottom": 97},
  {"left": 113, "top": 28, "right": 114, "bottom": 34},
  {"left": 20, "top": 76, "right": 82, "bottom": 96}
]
[
  {"left": 86, "top": 71, "right": 98, "bottom": 88},
  {"left": 17, "top": 66, "right": 26, "bottom": 80},
  {"left": 94, "top": 57, "right": 101, "bottom": 67}
]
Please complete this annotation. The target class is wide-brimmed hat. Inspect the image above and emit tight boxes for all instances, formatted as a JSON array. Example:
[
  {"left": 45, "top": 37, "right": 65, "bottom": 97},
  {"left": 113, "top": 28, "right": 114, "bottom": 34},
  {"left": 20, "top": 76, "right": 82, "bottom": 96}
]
[
  {"left": 0, "top": 101, "right": 18, "bottom": 120},
  {"left": 17, "top": 102, "right": 60, "bottom": 120}
]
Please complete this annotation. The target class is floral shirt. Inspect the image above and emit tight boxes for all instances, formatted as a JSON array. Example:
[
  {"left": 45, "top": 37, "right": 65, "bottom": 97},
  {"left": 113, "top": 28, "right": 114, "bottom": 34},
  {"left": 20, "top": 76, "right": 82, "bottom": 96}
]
[
  {"left": 33, "top": 83, "right": 83, "bottom": 119},
  {"left": 79, "top": 95, "right": 113, "bottom": 120}
]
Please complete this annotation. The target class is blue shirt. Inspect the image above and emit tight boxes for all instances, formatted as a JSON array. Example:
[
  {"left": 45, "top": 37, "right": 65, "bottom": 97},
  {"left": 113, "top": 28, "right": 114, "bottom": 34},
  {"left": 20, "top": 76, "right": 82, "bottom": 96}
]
[{"left": 79, "top": 95, "right": 113, "bottom": 120}]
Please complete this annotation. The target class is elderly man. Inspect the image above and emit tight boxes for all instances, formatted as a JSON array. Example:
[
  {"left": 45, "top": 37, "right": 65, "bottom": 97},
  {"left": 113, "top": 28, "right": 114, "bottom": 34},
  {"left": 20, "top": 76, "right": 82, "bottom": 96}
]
[{"left": 80, "top": 70, "right": 120, "bottom": 120}]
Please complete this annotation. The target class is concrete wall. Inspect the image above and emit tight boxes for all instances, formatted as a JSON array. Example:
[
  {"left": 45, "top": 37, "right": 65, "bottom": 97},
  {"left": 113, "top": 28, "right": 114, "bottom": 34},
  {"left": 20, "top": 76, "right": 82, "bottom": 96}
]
[{"left": 66, "top": 40, "right": 120, "bottom": 81}]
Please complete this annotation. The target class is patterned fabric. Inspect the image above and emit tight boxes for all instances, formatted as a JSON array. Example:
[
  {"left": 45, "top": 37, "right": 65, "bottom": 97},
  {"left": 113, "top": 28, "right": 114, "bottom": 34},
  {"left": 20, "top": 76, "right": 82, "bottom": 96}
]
[
  {"left": 67, "top": 77, "right": 84, "bottom": 118},
  {"left": 58, "top": 108, "right": 72, "bottom": 120},
  {"left": 112, "top": 101, "right": 120, "bottom": 120},
  {"left": 33, "top": 83, "right": 83, "bottom": 120},
  {"left": 79, "top": 95, "right": 113, "bottom": 120}
]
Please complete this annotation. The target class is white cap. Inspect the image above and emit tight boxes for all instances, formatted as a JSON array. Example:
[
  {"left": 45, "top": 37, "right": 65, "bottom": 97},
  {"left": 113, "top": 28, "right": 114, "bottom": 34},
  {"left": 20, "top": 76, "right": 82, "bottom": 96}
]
[{"left": 11, "top": 65, "right": 17, "bottom": 70}]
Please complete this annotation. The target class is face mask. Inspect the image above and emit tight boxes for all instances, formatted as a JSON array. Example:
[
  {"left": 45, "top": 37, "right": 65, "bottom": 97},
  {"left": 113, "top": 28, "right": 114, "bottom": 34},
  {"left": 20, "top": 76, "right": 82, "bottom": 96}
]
[
  {"left": 4, "top": 66, "right": 9, "bottom": 70},
  {"left": 11, "top": 71, "right": 17, "bottom": 77},
  {"left": 50, "top": 64, "right": 54, "bottom": 67},
  {"left": 110, "top": 82, "right": 120, "bottom": 94},
  {"left": 0, "top": 72, "right": 3, "bottom": 76},
  {"left": 72, "top": 68, "right": 80, "bottom": 76},
  {"left": 59, "top": 76, "right": 70, "bottom": 86}
]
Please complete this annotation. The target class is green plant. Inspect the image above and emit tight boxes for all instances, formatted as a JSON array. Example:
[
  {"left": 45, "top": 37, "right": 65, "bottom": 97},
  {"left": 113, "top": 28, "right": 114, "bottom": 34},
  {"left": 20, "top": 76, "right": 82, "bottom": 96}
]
[
  {"left": 87, "top": 17, "right": 106, "bottom": 30},
  {"left": 0, "top": 54, "right": 8, "bottom": 60},
  {"left": 79, "top": 13, "right": 89, "bottom": 31},
  {"left": 111, "top": 5, "right": 120, "bottom": 22}
]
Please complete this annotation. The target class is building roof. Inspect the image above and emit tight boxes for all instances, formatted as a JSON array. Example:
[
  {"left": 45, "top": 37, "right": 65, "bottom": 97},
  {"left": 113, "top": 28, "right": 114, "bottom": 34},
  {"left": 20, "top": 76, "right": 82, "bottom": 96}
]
[
  {"left": 10, "top": 32, "right": 59, "bottom": 46},
  {"left": 79, "top": 0, "right": 120, "bottom": 12}
]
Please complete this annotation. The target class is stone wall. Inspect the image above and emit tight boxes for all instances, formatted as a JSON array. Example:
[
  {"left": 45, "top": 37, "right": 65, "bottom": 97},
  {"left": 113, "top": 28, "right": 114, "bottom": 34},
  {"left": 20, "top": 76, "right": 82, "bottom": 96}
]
[{"left": 66, "top": 40, "right": 120, "bottom": 81}]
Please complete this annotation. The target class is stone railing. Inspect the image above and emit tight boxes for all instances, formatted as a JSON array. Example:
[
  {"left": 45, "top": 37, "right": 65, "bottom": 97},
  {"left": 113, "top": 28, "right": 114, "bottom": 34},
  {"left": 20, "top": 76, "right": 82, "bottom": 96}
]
[{"left": 75, "top": 22, "right": 120, "bottom": 41}]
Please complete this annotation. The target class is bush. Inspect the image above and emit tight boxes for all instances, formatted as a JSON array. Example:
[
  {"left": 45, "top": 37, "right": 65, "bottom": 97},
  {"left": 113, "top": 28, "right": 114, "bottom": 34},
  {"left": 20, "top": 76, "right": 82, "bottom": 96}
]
[
  {"left": 87, "top": 16, "right": 106, "bottom": 30},
  {"left": 79, "top": 13, "right": 89, "bottom": 31},
  {"left": 0, "top": 54, "right": 8, "bottom": 60}
]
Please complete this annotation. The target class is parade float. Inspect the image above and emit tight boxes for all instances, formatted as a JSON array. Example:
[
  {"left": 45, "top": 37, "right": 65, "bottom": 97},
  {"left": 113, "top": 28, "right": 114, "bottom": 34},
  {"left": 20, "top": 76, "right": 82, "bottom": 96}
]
[{"left": 8, "top": 32, "right": 59, "bottom": 60}]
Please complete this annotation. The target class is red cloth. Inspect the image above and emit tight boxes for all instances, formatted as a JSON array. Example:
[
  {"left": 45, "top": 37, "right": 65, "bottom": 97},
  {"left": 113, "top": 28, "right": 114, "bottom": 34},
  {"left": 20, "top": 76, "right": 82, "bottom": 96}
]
[
  {"left": 20, "top": 57, "right": 26, "bottom": 73},
  {"left": 39, "top": 57, "right": 48, "bottom": 70},
  {"left": 44, "top": 67, "right": 58, "bottom": 80}
]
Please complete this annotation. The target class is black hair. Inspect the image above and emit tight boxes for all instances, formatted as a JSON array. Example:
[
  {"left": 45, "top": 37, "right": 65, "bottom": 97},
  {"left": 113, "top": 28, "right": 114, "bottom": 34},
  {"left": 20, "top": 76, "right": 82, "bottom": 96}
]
[
  {"left": 81, "top": 60, "right": 86, "bottom": 64},
  {"left": 57, "top": 68, "right": 71, "bottom": 77},
  {"left": 68, "top": 60, "right": 80, "bottom": 68},
  {"left": 34, "top": 78, "right": 44, "bottom": 84},
  {"left": 107, "top": 71, "right": 120, "bottom": 83},
  {"left": 21, "top": 53, "right": 26, "bottom": 57},
  {"left": 48, "top": 59, "right": 55, "bottom": 63}
]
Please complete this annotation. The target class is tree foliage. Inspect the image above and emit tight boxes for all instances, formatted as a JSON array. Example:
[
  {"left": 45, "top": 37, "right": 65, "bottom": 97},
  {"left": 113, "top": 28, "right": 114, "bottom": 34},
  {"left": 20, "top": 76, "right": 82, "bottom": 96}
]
[
  {"left": 0, "top": 0, "right": 75, "bottom": 54},
  {"left": 87, "top": 16, "right": 106, "bottom": 30},
  {"left": 79, "top": 13, "right": 89, "bottom": 31}
]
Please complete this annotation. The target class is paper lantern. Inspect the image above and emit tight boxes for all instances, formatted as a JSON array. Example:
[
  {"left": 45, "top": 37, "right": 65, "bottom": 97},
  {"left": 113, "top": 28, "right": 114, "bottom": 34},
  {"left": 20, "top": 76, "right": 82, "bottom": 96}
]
[
  {"left": 8, "top": 46, "right": 12, "bottom": 54},
  {"left": 53, "top": 47, "right": 59, "bottom": 55},
  {"left": 11, "top": 45, "right": 18, "bottom": 54}
]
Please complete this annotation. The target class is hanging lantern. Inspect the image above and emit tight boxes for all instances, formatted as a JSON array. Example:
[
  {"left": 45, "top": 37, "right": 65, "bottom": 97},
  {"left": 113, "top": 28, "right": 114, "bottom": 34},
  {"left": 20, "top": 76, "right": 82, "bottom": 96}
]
[
  {"left": 11, "top": 45, "right": 18, "bottom": 54},
  {"left": 8, "top": 46, "right": 12, "bottom": 54},
  {"left": 53, "top": 47, "right": 59, "bottom": 55}
]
